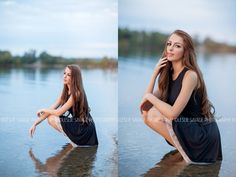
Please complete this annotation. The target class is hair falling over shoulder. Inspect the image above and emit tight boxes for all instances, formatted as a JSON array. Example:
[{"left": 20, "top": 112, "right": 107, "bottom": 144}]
[
  {"left": 60, "top": 64, "right": 90, "bottom": 123},
  {"left": 158, "top": 30, "right": 215, "bottom": 120}
]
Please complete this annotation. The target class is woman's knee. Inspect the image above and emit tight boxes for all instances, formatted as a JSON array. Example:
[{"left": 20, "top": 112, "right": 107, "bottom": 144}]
[
  {"left": 47, "top": 115, "right": 61, "bottom": 132},
  {"left": 144, "top": 107, "right": 164, "bottom": 124},
  {"left": 47, "top": 115, "right": 55, "bottom": 125}
]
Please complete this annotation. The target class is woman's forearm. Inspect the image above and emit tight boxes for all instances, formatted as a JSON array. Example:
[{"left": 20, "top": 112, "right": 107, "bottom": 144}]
[
  {"left": 146, "top": 93, "right": 177, "bottom": 120},
  {"left": 33, "top": 113, "right": 50, "bottom": 126},
  {"left": 143, "top": 57, "right": 167, "bottom": 97}
]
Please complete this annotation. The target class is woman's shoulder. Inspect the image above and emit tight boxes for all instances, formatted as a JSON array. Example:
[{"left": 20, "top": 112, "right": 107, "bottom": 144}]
[
  {"left": 183, "top": 69, "right": 198, "bottom": 88},
  {"left": 185, "top": 69, "right": 198, "bottom": 80}
]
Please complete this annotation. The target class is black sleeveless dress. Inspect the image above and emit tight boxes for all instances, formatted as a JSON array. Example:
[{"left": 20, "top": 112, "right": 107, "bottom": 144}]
[
  {"left": 167, "top": 67, "right": 222, "bottom": 163},
  {"left": 59, "top": 108, "right": 98, "bottom": 146}
]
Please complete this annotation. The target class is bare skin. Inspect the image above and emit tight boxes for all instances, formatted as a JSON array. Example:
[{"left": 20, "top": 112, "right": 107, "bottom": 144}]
[
  {"left": 140, "top": 34, "right": 198, "bottom": 147},
  {"left": 29, "top": 67, "right": 74, "bottom": 138}
]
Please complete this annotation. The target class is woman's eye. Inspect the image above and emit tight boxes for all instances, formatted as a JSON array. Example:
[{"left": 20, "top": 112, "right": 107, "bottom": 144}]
[
  {"left": 167, "top": 42, "right": 171, "bottom": 46},
  {"left": 176, "top": 45, "right": 181, "bottom": 48}
]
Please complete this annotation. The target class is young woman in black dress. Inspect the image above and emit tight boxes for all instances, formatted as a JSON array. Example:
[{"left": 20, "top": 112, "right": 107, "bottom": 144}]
[
  {"left": 29, "top": 65, "right": 98, "bottom": 146},
  {"left": 140, "top": 30, "right": 222, "bottom": 163}
]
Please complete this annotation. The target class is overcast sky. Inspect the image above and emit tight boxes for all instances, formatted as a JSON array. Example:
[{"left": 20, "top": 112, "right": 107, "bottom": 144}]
[
  {"left": 1, "top": 0, "right": 235, "bottom": 58},
  {"left": 119, "top": 0, "right": 236, "bottom": 45},
  {"left": 0, "top": 0, "right": 117, "bottom": 58}
]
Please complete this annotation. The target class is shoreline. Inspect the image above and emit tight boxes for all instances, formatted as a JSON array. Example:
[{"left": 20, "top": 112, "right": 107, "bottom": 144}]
[{"left": 0, "top": 60, "right": 118, "bottom": 70}]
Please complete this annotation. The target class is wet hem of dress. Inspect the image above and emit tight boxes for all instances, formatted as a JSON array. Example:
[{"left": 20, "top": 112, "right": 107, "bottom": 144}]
[
  {"left": 164, "top": 118, "right": 192, "bottom": 164},
  {"left": 164, "top": 118, "right": 216, "bottom": 165}
]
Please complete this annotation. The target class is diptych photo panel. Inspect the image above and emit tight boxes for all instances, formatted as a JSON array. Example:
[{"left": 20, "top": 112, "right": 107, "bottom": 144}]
[{"left": 1, "top": 0, "right": 236, "bottom": 176}]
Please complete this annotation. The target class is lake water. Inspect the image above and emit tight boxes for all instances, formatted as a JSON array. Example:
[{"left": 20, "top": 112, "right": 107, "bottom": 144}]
[
  {"left": 119, "top": 54, "right": 236, "bottom": 177},
  {"left": 0, "top": 67, "right": 117, "bottom": 177},
  {"left": 1, "top": 54, "right": 236, "bottom": 177}
]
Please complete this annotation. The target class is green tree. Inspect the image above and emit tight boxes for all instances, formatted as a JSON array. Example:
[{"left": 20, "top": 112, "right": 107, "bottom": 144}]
[
  {"left": 0, "top": 50, "right": 13, "bottom": 65},
  {"left": 22, "top": 49, "right": 37, "bottom": 64}
]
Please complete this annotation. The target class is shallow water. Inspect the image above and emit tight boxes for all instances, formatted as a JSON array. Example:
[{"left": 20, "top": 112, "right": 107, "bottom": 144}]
[
  {"left": 0, "top": 68, "right": 117, "bottom": 177},
  {"left": 119, "top": 54, "right": 236, "bottom": 177}
]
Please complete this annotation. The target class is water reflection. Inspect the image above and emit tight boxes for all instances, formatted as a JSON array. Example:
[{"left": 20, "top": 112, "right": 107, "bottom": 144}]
[
  {"left": 143, "top": 150, "right": 221, "bottom": 177},
  {"left": 29, "top": 144, "right": 98, "bottom": 177}
]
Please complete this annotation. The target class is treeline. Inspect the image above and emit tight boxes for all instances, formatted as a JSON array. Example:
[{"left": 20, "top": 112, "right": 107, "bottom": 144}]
[
  {"left": 119, "top": 28, "right": 236, "bottom": 56},
  {"left": 0, "top": 50, "right": 117, "bottom": 69},
  {"left": 119, "top": 28, "right": 168, "bottom": 56},
  {"left": 202, "top": 38, "right": 236, "bottom": 53}
]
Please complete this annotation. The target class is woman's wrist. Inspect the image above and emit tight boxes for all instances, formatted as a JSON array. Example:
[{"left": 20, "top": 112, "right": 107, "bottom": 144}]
[
  {"left": 153, "top": 68, "right": 160, "bottom": 76},
  {"left": 151, "top": 72, "right": 158, "bottom": 80},
  {"left": 145, "top": 93, "right": 157, "bottom": 104}
]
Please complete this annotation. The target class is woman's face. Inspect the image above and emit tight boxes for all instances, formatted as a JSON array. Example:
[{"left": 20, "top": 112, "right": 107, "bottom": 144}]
[
  {"left": 63, "top": 67, "right": 72, "bottom": 85},
  {"left": 166, "top": 34, "right": 184, "bottom": 62}
]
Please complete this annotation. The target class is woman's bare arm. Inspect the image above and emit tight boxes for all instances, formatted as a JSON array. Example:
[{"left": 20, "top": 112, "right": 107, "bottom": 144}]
[
  {"left": 48, "top": 94, "right": 62, "bottom": 109},
  {"left": 34, "top": 94, "right": 62, "bottom": 125},
  {"left": 140, "top": 58, "right": 168, "bottom": 113},
  {"left": 142, "top": 57, "right": 168, "bottom": 97},
  {"left": 38, "top": 95, "right": 74, "bottom": 117},
  {"left": 29, "top": 94, "right": 63, "bottom": 137},
  {"left": 145, "top": 70, "right": 198, "bottom": 120}
]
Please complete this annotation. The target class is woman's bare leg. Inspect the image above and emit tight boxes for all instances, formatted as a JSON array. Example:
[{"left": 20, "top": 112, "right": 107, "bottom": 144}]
[
  {"left": 142, "top": 107, "right": 175, "bottom": 147},
  {"left": 47, "top": 115, "right": 62, "bottom": 133},
  {"left": 47, "top": 115, "right": 78, "bottom": 147}
]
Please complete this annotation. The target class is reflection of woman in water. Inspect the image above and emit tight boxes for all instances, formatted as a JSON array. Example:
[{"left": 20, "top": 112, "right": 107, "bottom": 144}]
[
  {"left": 29, "top": 65, "right": 98, "bottom": 146},
  {"left": 29, "top": 144, "right": 97, "bottom": 177},
  {"left": 143, "top": 150, "right": 221, "bottom": 177},
  {"left": 140, "top": 30, "right": 222, "bottom": 163}
]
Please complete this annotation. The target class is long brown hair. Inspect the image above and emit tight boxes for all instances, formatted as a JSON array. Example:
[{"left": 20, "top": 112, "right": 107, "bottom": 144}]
[
  {"left": 60, "top": 64, "right": 90, "bottom": 123},
  {"left": 158, "top": 30, "right": 215, "bottom": 119}
]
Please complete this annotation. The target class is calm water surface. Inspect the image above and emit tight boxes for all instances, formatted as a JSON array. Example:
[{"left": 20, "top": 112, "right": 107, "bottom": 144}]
[
  {"left": 0, "top": 68, "right": 117, "bottom": 177},
  {"left": 119, "top": 54, "right": 236, "bottom": 177}
]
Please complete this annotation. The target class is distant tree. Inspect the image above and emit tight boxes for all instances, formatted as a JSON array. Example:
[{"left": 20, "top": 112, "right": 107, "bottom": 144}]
[
  {"left": 39, "top": 51, "right": 52, "bottom": 63},
  {"left": 39, "top": 51, "right": 63, "bottom": 65},
  {"left": 118, "top": 28, "right": 168, "bottom": 56},
  {"left": 22, "top": 49, "right": 37, "bottom": 64},
  {"left": 0, "top": 50, "right": 13, "bottom": 65}
]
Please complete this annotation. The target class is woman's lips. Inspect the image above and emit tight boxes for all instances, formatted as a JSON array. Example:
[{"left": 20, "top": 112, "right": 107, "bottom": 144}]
[{"left": 167, "top": 53, "right": 174, "bottom": 57}]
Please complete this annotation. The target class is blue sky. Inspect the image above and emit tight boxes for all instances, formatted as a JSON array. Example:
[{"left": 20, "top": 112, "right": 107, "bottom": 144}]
[
  {"left": 119, "top": 0, "right": 236, "bottom": 45},
  {"left": 0, "top": 0, "right": 117, "bottom": 58}
]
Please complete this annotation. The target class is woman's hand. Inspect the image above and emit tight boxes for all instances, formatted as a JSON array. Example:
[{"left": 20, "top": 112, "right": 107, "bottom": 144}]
[
  {"left": 140, "top": 93, "right": 157, "bottom": 113},
  {"left": 140, "top": 98, "right": 147, "bottom": 113},
  {"left": 143, "top": 93, "right": 157, "bottom": 104},
  {"left": 153, "top": 57, "right": 168, "bottom": 76},
  {"left": 36, "top": 109, "right": 47, "bottom": 117},
  {"left": 29, "top": 124, "right": 37, "bottom": 138},
  {"left": 29, "top": 108, "right": 50, "bottom": 138},
  {"left": 140, "top": 96, "right": 153, "bottom": 114}
]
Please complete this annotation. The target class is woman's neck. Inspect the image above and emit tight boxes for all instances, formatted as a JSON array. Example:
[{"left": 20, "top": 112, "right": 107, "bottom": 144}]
[
  {"left": 67, "top": 85, "right": 71, "bottom": 95},
  {"left": 172, "top": 60, "right": 184, "bottom": 75}
]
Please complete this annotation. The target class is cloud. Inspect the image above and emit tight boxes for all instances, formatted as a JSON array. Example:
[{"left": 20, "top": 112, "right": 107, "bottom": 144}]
[
  {"left": 119, "top": 0, "right": 236, "bottom": 44},
  {"left": 0, "top": 0, "right": 117, "bottom": 58}
]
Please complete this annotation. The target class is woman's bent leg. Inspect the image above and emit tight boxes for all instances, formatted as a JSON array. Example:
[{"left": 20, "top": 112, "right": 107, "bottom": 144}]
[
  {"left": 47, "top": 115, "right": 63, "bottom": 133},
  {"left": 142, "top": 107, "right": 175, "bottom": 147}
]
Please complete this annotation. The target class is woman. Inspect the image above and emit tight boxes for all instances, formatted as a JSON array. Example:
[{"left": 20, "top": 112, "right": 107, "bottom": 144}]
[
  {"left": 29, "top": 64, "right": 98, "bottom": 146},
  {"left": 140, "top": 30, "right": 222, "bottom": 163}
]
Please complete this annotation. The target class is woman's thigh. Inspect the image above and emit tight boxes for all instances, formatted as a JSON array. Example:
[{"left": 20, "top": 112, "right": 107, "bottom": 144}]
[
  {"left": 144, "top": 107, "right": 175, "bottom": 146},
  {"left": 47, "top": 115, "right": 63, "bottom": 133}
]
